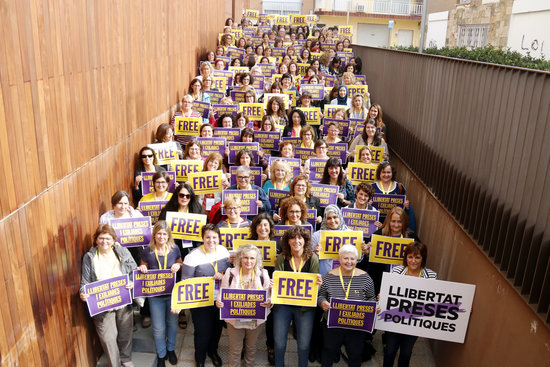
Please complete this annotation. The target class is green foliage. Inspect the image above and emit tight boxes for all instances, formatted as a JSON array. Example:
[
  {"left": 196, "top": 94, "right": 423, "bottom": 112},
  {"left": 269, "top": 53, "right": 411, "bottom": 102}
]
[{"left": 389, "top": 45, "right": 550, "bottom": 72}]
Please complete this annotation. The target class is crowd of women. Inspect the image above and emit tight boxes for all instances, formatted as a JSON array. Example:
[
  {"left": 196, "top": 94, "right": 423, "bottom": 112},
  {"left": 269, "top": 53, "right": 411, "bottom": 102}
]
[{"left": 80, "top": 14, "right": 437, "bottom": 367}]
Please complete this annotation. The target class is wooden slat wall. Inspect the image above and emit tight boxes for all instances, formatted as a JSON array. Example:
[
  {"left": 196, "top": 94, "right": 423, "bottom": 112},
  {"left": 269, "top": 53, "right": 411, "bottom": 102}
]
[{"left": 0, "top": 1, "right": 224, "bottom": 365}]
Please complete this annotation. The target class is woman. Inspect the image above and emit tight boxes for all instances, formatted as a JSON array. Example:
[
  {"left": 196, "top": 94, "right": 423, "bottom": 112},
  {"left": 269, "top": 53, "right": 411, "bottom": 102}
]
[
  {"left": 349, "top": 182, "right": 379, "bottom": 213},
  {"left": 133, "top": 146, "right": 166, "bottom": 204},
  {"left": 244, "top": 90, "right": 256, "bottom": 104},
  {"left": 260, "top": 115, "right": 275, "bottom": 132},
  {"left": 198, "top": 152, "right": 229, "bottom": 215},
  {"left": 200, "top": 123, "right": 214, "bottom": 138},
  {"left": 279, "top": 141, "right": 295, "bottom": 159},
  {"left": 218, "top": 197, "right": 251, "bottom": 228},
  {"left": 155, "top": 123, "right": 183, "bottom": 158},
  {"left": 298, "top": 125, "right": 316, "bottom": 149},
  {"left": 171, "top": 95, "right": 202, "bottom": 146},
  {"left": 189, "top": 78, "right": 211, "bottom": 105},
  {"left": 228, "top": 165, "right": 271, "bottom": 215},
  {"left": 197, "top": 62, "right": 214, "bottom": 82},
  {"left": 304, "top": 139, "right": 329, "bottom": 176},
  {"left": 230, "top": 58, "right": 242, "bottom": 67},
  {"left": 357, "top": 146, "right": 373, "bottom": 164},
  {"left": 330, "top": 84, "right": 351, "bottom": 109},
  {"left": 318, "top": 245, "right": 377, "bottom": 367},
  {"left": 324, "top": 122, "right": 341, "bottom": 144},
  {"left": 299, "top": 48, "right": 311, "bottom": 63},
  {"left": 282, "top": 109, "right": 306, "bottom": 138},
  {"left": 217, "top": 113, "right": 236, "bottom": 128},
  {"left": 216, "top": 244, "right": 271, "bottom": 367},
  {"left": 264, "top": 46, "right": 273, "bottom": 57},
  {"left": 347, "top": 93, "right": 369, "bottom": 120},
  {"left": 321, "top": 157, "right": 355, "bottom": 208},
  {"left": 255, "top": 44, "right": 264, "bottom": 57},
  {"left": 368, "top": 103, "right": 387, "bottom": 136},
  {"left": 238, "top": 72, "right": 255, "bottom": 93},
  {"left": 349, "top": 118, "right": 389, "bottom": 160},
  {"left": 205, "top": 51, "right": 215, "bottom": 63},
  {"left": 277, "top": 197, "right": 309, "bottom": 226},
  {"left": 100, "top": 190, "right": 143, "bottom": 225},
  {"left": 266, "top": 96, "right": 287, "bottom": 126},
  {"left": 181, "top": 224, "right": 231, "bottom": 367},
  {"left": 214, "top": 59, "right": 226, "bottom": 70},
  {"left": 288, "top": 61, "right": 299, "bottom": 78},
  {"left": 183, "top": 140, "right": 203, "bottom": 160},
  {"left": 262, "top": 159, "right": 292, "bottom": 195},
  {"left": 273, "top": 226, "right": 322, "bottom": 367},
  {"left": 383, "top": 242, "right": 437, "bottom": 367},
  {"left": 281, "top": 175, "right": 323, "bottom": 224},
  {"left": 335, "top": 41, "right": 344, "bottom": 52},
  {"left": 277, "top": 62, "right": 288, "bottom": 75},
  {"left": 138, "top": 221, "right": 182, "bottom": 367},
  {"left": 341, "top": 71, "right": 356, "bottom": 86},
  {"left": 139, "top": 171, "right": 172, "bottom": 203},
  {"left": 221, "top": 33, "right": 233, "bottom": 49},
  {"left": 236, "top": 113, "right": 250, "bottom": 130},
  {"left": 328, "top": 56, "right": 342, "bottom": 76},
  {"left": 215, "top": 45, "right": 225, "bottom": 57},
  {"left": 80, "top": 225, "right": 137, "bottom": 367},
  {"left": 248, "top": 213, "right": 277, "bottom": 363},
  {"left": 235, "top": 148, "right": 255, "bottom": 168},
  {"left": 236, "top": 37, "right": 247, "bottom": 49}
]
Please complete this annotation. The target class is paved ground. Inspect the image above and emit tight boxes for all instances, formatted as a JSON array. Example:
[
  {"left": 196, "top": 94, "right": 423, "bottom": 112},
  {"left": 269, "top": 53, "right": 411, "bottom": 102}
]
[{"left": 97, "top": 309, "right": 436, "bottom": 366}]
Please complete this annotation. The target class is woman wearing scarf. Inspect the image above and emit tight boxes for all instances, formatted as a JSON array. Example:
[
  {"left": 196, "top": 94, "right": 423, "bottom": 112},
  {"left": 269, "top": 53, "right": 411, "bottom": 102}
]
[{"left": 330, "top": 84, "right": 352, "bottom": 109}]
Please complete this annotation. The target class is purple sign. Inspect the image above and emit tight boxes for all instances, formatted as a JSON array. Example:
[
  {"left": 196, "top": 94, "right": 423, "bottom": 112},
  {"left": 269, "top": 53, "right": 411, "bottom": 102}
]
[
  {"left": 269, "top": 156, "right": 301, "bottom": 177},
  {"left": 227, "top": 46, "right": 245, "bottom": 59},
  {"left": 142, "top": 171, "right": 176, "bottom": 196},
  {"left": 325, "top": 75, "right": 338, "bottom": 87},
  {"left": 109, "top": 217, "right": 152, "bottom": 247},
  {"left": 214, "top": 127, "right": 241, "bottom": 143},
  {"left": 354, "top": 124, "right": 364, "bottom": 139},
  {"left": 84, "top": 275, "right": 132, "bottom": 317},
  {"left": 258, "top": 63, "right": 276, "bottom": 77},
  {"left": 230, "top": 166, "right": 263, "bottom": 187},
  {"left": 267, "top": 189, "right": 290, "bottom": 211},
  {"left": 222, "top": 190, "right": 259, "bottom": 215},
  {"left": 192, "top": 100, "right": 211, "bottom": 119},
  {"left": 295, "top": 147, "right": 316, "bottom": 162},
  {"left": 252, "top": 75, "right": 265, "bottom": 91},
  {"left": 323, "top": 118, "right": 350, "bottom": 137},
  {"left": 327, "top": 298, "right": 377, "bottom": 333},
  {"left": 206, "top": 90, "right": 225, "bottom": 105},
  {"left": 197, "top": 137, "right": 226, "bottom": 157},
  {"left": 138, "top": 201, "right": 168, "bottom": 224},
  {"left": 372, "top": 194, "right": 406, "bottom": 216},
  {"left": 281, "top": 137, "right": 301, "bottom": 145},
  {"left": 310, "top": 183, "right": 339, "bottom": 207},
  {"left": 228, "top": 142, "right": 260, "bottom": 164},
  {"left": 306, "top": 209, "right": 317, "bottom": 228},
  {"left": 254, "top": 131, "right": 281, "bottom": 151},
  {"left": 213, "top": 69, "right": 233, "bottom": 84},
  {"left": 327, "top": 143, "right": 348, "bottom": 163},
  {"left": 300, "top": 84, "right": 325, "bottom": 100},
  {"left": 220, "top": 288, "right": 267, "bottom": 320},
  {"left": 341, "top": 208, "right": 379, "bottom": 237},
  {"left": 133, "top": 269, "right": 176, "bottom": 298},
  {"left": 355, "top": 75, "right": 367, "bottom": 85},
  {"left": 212, "top": 104, "right": 239, "bottom": 119},
  {"left": 308, "top": 158, "right": 328, "bottom": 182},
  {"left": 230, "top": 90, "right": 247, "bottom": 103}
]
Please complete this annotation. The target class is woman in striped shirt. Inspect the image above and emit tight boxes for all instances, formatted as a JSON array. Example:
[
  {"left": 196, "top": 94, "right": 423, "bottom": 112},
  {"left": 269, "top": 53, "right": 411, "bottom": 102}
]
[{"left": 318, "top": 244, "right": 377, "bottom": 367}]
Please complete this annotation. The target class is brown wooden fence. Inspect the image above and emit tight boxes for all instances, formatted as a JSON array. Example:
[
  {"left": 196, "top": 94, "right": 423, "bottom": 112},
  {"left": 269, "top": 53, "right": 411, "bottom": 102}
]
[
  {"left": 0, "top": 1, "right": 224, "bottom": 365},
  {"left": 353, "top": 46, "right": 550, "bottom": 324}
]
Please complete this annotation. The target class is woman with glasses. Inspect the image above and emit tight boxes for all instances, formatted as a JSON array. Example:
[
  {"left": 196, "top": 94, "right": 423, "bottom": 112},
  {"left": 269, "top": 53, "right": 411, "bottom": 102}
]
[
  {"left": 171, "top": 95, "right": 203, "bottom": 147},
  {"left": 133, "top": 146, "right": 167, "bottom": 204},
  {"left": 262, "top": 159, "right": 292, "bottom": 196},
  {"left": 276, "top": 197, "right": 309, "bottom": 226},
  {"left": 139, "top": 171, "right": 172, "bottom": 203},
  {"left": 299, "top": 125, "right": 316, "bottom": 149},
  {"left": 324, "top": 122, "right": 342, "bottom": 144},
  {"left": 349, "top": 118, "right": 388, "bottom": 161},
  {"left": 303, "top": 139, "right": 329, "bottom": 178},
  {"left": 218, "top": 197, "right": 251, "bottom": 229},
  {"left": 227, "top": 166, "right": 271, "bottom": 216},
  {"left": 188, "top": 78, "right": 211, "bottom": 124},
  {"left": 100, "top": 190, "right": 143, "bottom": 225}
]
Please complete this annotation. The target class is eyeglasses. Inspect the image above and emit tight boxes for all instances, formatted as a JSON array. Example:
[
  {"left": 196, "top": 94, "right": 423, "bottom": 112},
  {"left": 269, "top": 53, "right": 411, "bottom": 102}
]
[
  {"left": 295, "top": 184, "right": 307, "bottom": 188},
  {"left": 178, "top": 193, "right": 191, "bottom": 199},
  {"left": 226, "top": 207, "right": 240, "bottom": 212},
  {"left": 155, "top": 181, "right": 167, "bottom": 185},
  {"left": 141, "top": 154, "right": 154, "bottom": 158},
  {"left": 289, "top": 210, "right": 302, "bottom": 214},
  {"left": 237, "top": 176, "right": 250, "bottom": 180}
]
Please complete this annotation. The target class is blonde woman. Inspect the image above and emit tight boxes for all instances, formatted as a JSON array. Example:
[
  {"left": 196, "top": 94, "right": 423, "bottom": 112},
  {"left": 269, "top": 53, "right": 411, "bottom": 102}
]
[
  {"left": 218, "top": 197, "right": 251, "bottom": 228},
  {"left": 262, "top": 159, "right": 292, "bottom": 195}
]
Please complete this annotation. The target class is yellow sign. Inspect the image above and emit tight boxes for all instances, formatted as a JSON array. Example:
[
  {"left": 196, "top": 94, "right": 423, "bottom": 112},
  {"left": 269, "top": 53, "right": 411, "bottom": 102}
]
[
  {"left": 347, "top": 162, "right": 378, "bottom": 185},
  {"left": 297, "top": 107, "right": 322, "bottom": 125},
  {"left": 212, "top": 77, "right": 226, "bottom": 91},
  {"left": 354, "top": 145, "right": 385, "bottom": 164},
  {"left": 233, "top": 240, "right": 277, "bottom": 267},
  {"left": 188, "top": 170, "right": 223, "bottom": 195},
  {"left": 166, "top": 212, "right": 207, "bottom": 241},
  {"left": 272, "top": 271, "right": 319, "bottom": 307},
  {"left": 174, "top": 116, "right": 201, "bottom": 136},
  {"left": 244, "top": 9, "right": 259, "bottom": 20},
  {"left": 369, "top": 235, "right": 414, "bottom": 265},
  {"left": 283, "top": 90, "right": 297, "bottom": 108},
  {"left": 148, "top": 142, "right": 179, "bottom": 165},
  {"left": 291, "top": 14, "right": 307, "bottom": 25},
  {"left": 324, "top": 105, "right": 348, "bottom": 119},
  {"left": 229, "top": 66, "right": 250, "bottom": 74},
  {"left": 239, "top": 102, "right": 265, "bottom": 120},
  {"left": 319, "top": 230, "right": 363, "bottom": 259},
  {"left": 171, "top": 277, "right": 214, "bottom": 309},
  {"left": 339, "top": 26, "right": 353, "bottom": 38},
  {"left": 169, "top": 159, "right": 203, "bottom": 181},
  {"left": 347, "top": 85, "right": 369, "bottom": 98},
  {"left": 306, "top": 14, "right": 318, "bottom": 23},
  {"left": 271, "top": 73, "right": 282, "bottom": 85},
  {"left": 275, "top": 15, "right": 290, "bottom": 25},
  {"left": 219, "top": 228, "right": 250, "bottom": 250}
]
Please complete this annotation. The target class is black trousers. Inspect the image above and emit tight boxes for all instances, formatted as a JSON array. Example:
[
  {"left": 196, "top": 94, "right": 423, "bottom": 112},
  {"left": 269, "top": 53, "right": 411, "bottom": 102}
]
[
  {"left": 321, "top": 323, "right": 367, "bottom": 367},
  {"left": 190, "top": 306, "right": 224, "bottom": 363}
]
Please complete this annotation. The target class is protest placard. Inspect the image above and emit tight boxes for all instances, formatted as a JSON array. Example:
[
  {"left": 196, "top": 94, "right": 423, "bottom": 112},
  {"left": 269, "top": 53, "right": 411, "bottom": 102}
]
[
  {"left": 328, "top": 298, "right": 377, "bottom": 332},
  {"left": 222, "top": 190, "right": 259, "bottom": 215},
  {"left": 165, "top": 212, "right": 207, "bottom": 241},
  {"left": 188, "top": 170, "right": 223, "bottom": 195},
  {"left": 369, "top": 235, "right": 414, "bottom": 265},
  {"left": 341, "top": 208, "right": 379, "bottom": 237},
  {"left": 171, "top": 277, "right": 214, "bottom": 309},
  {"left": 138, "top": 201, "right": 168, "bottom": 224},
  {"left": 233, "top": 240, "right": 277, "bottom": 267},
  {"left": 109, "top": 217, "right": 152, "bottom": 247},
  {"left": 319, "top": 230, "right": 363, "bottom": 259},
  {"left": 310, "top": 183, "right": 339, "bottom": 207},
  {"left": 148, "top": 142, "right": 179, "bottom": 165},
  {"left": 85, "top": 275, "right": 132, "bottom": 317},
  {"left": 272, "top": 271, "right": 318, "bottom": 307},
  {"left": 133, "top": 270, "right": 176, "bottom": 298},
  {"left": 220, "top": 289, "right": 267, "bottom": 320}
]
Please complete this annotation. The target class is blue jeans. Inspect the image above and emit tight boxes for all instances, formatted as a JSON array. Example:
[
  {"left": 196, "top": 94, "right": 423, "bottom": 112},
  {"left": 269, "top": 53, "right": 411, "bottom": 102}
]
[
  {"left": 149, "top": 296, "right": 178, "bottom": 358},
  {"left": 273, "top": 305, "right": 315, "bottom": 367},
  {"left": 383, "top": 331, "right": 418, "bottom": 367}
]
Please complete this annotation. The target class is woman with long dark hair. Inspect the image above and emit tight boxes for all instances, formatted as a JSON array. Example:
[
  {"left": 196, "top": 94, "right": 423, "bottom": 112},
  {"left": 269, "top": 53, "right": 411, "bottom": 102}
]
[{"left": 320, "top": 157, "right": 355, "bottom": 208}]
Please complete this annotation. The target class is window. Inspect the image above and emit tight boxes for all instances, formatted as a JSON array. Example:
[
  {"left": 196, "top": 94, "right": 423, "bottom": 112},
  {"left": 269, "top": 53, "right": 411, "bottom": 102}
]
[
  {"left": 263, "top": 0, "right": 302, "bottom": 15},
  {"left": 457, "top": 24, "right": 489, "bottom": 49},
  {"left": 459, "top": 0, "right": 471, "bottom": 4}
]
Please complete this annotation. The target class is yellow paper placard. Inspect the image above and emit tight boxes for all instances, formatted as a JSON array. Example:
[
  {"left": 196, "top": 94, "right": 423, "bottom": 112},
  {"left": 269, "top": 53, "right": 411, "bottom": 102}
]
[
  {"left": 271, "top": 74, "right": 282, "bottom": 85},
  {"left": 275, "top": 15, "right": 290, "bottom": 25},
  {"left": 324, "top": 105, "right": 348, "bottom": 119},
  {"left": 369, "top": 235, "right": 414, "bottom": 265},
  {"left": 244, "top": 9, "right": 259, "bottom": 20},
  {"left": 347, "top": 85, "right": 369, "bottom": 98},
  {"left": 212, "top": 77, "right": 226, "bottom": 91},
  {"left": 233, "top": 240, "right": 277, "bottom": 267},
  {"left": 239, "top": 102, "right": 265, "bottom": 120},
  {"left": 283, "top": 90, "right": 297, "bottom": 107},
  {"left": 297, "top": 107, "right": 322, "bottom": 125},
  {"left": 272, "top": 271, "right": 318, "bottom": 307},
  {"left": 188, "top": 170, "right": 223, "bottom": 195},
  {"left": 174, "top": 116, "right": 201, "bottom": 136},
  {"left": 319, "top": 230, "right": 363, "bottom": 259},
  {"left": 306, "top": 14, "right": 318, "bottom": 23},
  {"left": 148, "top": 142, "right": 179, "bottom": 165},
  {"left": 166, "top": 212, "right": 207, "bottom": 241},
  {"left": 347, "top": 162, "right": 378, "bottom": 185},
  {"left": 171, "top": 277, "right": 214, "bottom": 309},
  {"left": 291, "top": 14, "right": 307, "bottom": 25},
  {"left": 229, "top": 66, "right": 250, "bottom": 74},
  {"left": 339, "top": 26, "right": 353, "bottom": 38},
  {"left": 219, "top": 228, "right": 250, "bottom": 250},
  {"left": 169, "top": 160, "right": 203, "bottom": 182},
  {"left": 354, "top": 145, "right": 385, "bottom": 164}
]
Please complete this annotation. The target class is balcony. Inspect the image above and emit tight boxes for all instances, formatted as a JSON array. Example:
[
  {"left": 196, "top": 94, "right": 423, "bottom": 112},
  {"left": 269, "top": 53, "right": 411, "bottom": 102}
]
[{"left": 315, "top": 0, "right": 423, "bottom": 16}]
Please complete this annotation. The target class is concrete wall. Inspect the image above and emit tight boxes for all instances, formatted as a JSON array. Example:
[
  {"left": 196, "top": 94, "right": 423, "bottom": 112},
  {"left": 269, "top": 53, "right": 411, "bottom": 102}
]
[
  {"left": 427, "top": 11, "right": 449, "bottom": 48},
  {"left": 507, "top": 0, "right": 550, "bottom": 59}
]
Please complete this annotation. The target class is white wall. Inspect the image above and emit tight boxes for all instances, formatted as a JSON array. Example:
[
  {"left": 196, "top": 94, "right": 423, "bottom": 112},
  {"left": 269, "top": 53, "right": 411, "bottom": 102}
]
[
  {"left": 426, "top": 11, "right": 448, "bottom": 48},
  {"left": 507, "top": 6, "right": 550, "bottom": 59}
]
